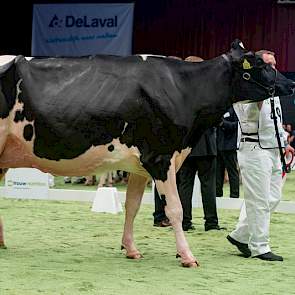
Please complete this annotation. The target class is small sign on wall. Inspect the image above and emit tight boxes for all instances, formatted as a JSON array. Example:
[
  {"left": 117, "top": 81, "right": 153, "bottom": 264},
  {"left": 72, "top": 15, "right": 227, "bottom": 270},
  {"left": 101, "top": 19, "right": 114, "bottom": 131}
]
[{"left": 5, "top": 168, "right": 49, "bottom": 199}]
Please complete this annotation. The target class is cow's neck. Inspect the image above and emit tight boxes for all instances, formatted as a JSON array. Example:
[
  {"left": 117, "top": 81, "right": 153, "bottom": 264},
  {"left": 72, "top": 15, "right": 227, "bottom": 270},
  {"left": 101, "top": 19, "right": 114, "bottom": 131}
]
[
  {"left": 180, "top": 55, "right": 233, "bottom": 147},
  {"left": 184, "top": 55, "right": 232, "bottom": 120}
]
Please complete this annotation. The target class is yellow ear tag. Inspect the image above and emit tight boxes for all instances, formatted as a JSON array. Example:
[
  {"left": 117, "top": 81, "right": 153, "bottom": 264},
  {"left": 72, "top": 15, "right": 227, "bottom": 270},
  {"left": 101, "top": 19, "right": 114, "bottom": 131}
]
[{"left": 243, "top": 59, "right": 252, "bottom": 69}]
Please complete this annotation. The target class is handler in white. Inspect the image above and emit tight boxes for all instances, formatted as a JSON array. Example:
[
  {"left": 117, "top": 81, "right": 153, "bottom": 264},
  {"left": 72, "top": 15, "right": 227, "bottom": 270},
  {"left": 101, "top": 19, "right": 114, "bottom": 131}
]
[{"left": 227, "top": 50, "right": 294, "bottom": 261}]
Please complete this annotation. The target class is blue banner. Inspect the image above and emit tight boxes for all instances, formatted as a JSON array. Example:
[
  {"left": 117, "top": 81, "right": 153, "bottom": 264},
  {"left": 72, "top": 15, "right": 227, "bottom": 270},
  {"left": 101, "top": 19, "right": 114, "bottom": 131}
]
[{"left": 32, "top": 3, "right": 134, "bottom": 57}]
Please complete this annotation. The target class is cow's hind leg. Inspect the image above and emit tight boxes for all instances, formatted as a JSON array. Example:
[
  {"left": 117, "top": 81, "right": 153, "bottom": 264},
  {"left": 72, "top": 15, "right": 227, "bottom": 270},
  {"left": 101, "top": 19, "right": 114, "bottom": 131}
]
[
  {"left": 0, "top": 169, "right": 7, "bottom": 249},
  {"left": 155, "top": 159, "right": 199, "bottom": 267},
  {"left": 121, "top": 173, "right": 148, "bottom": 259},
  {"left": 0, "top": 217, "right": 5, "bottom": 249}
]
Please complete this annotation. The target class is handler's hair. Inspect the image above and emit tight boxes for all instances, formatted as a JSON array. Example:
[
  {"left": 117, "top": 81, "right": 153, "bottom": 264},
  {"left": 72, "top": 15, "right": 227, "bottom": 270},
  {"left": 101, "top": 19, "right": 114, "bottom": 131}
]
[
  {"left": 185, "top": 56, "right": 204, "bottom": 62},
  {"left": 256, "top": 50, "right": 275, "bottom": 57}
]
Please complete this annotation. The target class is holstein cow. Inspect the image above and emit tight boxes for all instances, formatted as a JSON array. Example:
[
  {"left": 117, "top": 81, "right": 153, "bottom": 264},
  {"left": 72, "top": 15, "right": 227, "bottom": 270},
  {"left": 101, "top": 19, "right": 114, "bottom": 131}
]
[{"left": 0, "top": 40, "right": 293, "bottom": 267}]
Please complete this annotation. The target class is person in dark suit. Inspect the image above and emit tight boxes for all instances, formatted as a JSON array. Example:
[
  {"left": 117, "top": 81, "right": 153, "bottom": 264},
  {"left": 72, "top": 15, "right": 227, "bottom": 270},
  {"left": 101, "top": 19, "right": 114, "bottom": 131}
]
[
  {"left": 153, "top": 127, "right": 222, "bottom": 231},
  {"left": 153, "top": 189, "right": 171, "bottom": 227},
  {"left": 216, "top": 107, "right": 240, "bottom": 199},
  {"left": 178, "top": 127, "right": 222, "bottom": 231}
]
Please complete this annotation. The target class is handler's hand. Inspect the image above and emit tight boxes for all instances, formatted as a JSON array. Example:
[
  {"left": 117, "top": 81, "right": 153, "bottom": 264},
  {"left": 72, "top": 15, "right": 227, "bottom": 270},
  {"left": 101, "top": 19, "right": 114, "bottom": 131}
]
[{"left": 285, "top": 144, "right": 294, "bottom": 157}]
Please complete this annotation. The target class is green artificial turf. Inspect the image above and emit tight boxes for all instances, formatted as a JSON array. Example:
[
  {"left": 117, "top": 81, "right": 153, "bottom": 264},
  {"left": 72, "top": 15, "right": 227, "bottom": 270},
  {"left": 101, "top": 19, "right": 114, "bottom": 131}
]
[
  {"left": 0, "top": 196, "right": 295, "bottom": 295},
  {"left": 282, "top": 172, "right": 295, "bottom": 201}
]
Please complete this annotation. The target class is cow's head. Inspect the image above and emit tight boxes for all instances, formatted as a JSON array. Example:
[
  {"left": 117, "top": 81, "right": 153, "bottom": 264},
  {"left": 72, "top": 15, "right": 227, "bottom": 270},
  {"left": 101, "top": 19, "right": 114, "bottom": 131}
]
[{"left": 227, "top": 39, "right": 294, "bottom": 102}]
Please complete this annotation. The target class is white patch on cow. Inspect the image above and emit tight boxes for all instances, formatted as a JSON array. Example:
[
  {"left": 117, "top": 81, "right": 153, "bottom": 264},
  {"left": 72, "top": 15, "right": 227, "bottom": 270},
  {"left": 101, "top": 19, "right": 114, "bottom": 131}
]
[
  {"left": 0, "top": 55, "right": 16, "bottom": 67},
  {"left": 122, "top": 122, "right": 128, "bottom": 134},
  {"left": 137, "top": 54, "right": 166, "bottom": 61},
  {"left": 173, "top": 148, "right": 192, "bottom": 173},
  {"left": 0, "top": 55, "right": 33, "bottom": 68},
  {"left": 8, "top": 79, "right": 36, "bottom": 145},
  {"left": 16, "top": 79, "right": 23, "bottom": 103},
  {"left": 0, "top": 135, "right": 150, "bottom": 179},
  {"left": 239, "top": 42, "right": 245, "bottom": 49},
  {"left": 83, "top": 138, "right": 148, "bottom": 177}
]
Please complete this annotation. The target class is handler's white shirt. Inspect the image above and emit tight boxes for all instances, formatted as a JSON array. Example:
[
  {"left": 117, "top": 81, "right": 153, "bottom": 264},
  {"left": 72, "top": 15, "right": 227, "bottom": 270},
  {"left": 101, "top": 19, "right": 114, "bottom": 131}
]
[{"left": 234, "top": 97, "right": 287, "bottom": 148}]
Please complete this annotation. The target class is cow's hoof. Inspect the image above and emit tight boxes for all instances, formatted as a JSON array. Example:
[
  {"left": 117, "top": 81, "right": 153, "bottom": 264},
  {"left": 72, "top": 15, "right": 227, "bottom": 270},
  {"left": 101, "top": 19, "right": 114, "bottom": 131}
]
[
  {"left": 181, "top": 261, "right": 199, "bottom": 268},
  {"left": 126, "top": 252, "right": 143, "bottom": 259},
  {"left": 176, "top": 253, "right": 199, "bottom": 267},
  {"left": 121, "top": 245, "right": 143, "bottom": 259},
  {"left": 0, "top": 244, "right": 7, "bottom": 249}
]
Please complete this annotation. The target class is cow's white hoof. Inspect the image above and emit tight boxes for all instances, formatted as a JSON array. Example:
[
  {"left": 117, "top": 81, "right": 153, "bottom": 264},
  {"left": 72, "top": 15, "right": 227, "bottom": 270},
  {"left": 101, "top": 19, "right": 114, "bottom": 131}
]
[
  {"left": 177, "top": 254, "right": 200, "bottom": 268},
  {"left": 126, "top": 252, "right": 143, "bottom": 259},
  {"left": 121, "top": 245, "right": 143, "bottom": 259}
]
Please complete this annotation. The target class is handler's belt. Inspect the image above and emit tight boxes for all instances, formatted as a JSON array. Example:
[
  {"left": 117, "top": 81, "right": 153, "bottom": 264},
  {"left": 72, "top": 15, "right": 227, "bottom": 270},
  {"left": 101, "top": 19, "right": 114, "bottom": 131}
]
[{"left": 241, "top": 137, "right": 259, "bottom": 143}]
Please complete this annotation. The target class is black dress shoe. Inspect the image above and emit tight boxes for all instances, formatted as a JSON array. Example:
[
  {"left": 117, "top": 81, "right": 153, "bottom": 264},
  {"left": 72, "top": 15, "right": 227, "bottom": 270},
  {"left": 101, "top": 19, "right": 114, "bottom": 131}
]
[
  {"left": 253, "top": 252, "right": 283, "bottom": 261},
  {"left": 183, "top": 225, "right": 195, "bottom": 231},
  {"left": 153, "top": 218, "right": 171, "bottom": 227},
  {"left": 205, "top": 224, "right": 227, "bottom": 231},
  {"left": 226, "top": 235, "right": 251, "bottom": 258}
]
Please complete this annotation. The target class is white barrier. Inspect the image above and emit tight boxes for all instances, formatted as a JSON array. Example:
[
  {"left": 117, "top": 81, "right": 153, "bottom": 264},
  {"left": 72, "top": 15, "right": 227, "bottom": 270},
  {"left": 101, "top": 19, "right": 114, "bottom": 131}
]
[
  {"left": 0, "top": 184, "right": 294, "bottom": 214},
  {"left": 91, "top": 187, "right": 123, "bottom": 214},
  {"left": 4, "top": 168, "right": 49, "bottom": 199}
]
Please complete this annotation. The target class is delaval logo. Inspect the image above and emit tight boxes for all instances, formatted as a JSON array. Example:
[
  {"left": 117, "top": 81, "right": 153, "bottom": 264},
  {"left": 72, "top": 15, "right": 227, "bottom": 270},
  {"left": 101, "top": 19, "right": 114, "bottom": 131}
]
[{"left": 49, "top": 14, "right": 118, "bottom": 28}]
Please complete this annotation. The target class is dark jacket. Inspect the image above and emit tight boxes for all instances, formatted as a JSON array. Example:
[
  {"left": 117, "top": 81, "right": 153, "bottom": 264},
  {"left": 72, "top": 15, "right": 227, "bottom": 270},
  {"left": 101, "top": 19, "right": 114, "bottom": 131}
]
[
  {"left": 217, "top": 107, "right": 239, "bottom": 151},
  {"left": 190, "top": 127, "right": 217, "bottom": 157}
]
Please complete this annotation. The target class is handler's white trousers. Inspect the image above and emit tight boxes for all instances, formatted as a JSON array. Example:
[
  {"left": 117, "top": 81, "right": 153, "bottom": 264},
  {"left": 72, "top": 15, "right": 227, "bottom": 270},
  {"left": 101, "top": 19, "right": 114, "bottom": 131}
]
[{"left": 230, "top": 142, "right": 282, "bottom": 256}]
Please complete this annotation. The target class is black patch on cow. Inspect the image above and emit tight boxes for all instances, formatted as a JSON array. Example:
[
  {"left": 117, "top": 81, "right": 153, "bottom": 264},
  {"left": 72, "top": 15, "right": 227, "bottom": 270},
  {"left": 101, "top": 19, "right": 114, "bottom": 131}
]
[
  {"left": 14, "top": 110, "right": 25, "bottom": 122},
  {"left": 0, "top": 64, "right": 17, "bottom": 119},
  {"left": 23, "top": 124, "right": 33, "bottom": 141},
  {"left": 0, "top": 89, "right": 9, "bottom": 119},
  {"left": 18, "top": 80, "right": 35, "bottom": 122},
  {"left": 108, "top": 144, "right": 114, "bottom": 152},
  {"left": 160, "top": 194, "right": 167, "bottom": 206}
]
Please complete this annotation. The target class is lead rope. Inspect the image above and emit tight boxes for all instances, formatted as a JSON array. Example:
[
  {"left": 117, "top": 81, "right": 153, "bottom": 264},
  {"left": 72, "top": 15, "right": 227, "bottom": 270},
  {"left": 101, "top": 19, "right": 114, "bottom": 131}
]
[{"left": 269, "top": 94, "right": 290, "bottom": 173}]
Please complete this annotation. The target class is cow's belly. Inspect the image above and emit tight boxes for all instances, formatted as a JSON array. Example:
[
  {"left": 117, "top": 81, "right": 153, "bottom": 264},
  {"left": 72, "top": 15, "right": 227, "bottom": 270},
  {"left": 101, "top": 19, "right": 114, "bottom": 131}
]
[{"left": 0, "top": 134, "right": 150, "bottom": 178}]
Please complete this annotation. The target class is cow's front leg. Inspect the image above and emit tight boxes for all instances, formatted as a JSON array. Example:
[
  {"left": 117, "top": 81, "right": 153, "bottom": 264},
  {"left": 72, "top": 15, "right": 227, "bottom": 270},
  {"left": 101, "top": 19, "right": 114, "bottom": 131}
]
[
  {"left": 121, "top": 173, "right": 148, "bottom": 259},
  {"left": 155, "top": 159, "right": 199, "bottom": 267}
]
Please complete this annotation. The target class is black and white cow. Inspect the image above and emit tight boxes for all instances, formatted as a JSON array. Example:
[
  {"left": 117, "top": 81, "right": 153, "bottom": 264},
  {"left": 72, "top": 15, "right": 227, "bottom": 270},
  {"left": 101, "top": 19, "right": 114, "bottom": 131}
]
[{"left": 0, "top": 39, "right": 293, "bottom": 267}]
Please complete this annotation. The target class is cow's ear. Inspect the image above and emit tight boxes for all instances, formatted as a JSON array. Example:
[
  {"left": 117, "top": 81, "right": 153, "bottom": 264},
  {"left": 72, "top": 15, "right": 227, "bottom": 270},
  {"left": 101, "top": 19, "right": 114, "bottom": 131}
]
[
  {"left": 228, "top": 39, "right": 247, "bottom": 62},
  {"left": 231, "top": 39, "right": 246, "bottom": 51}
]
